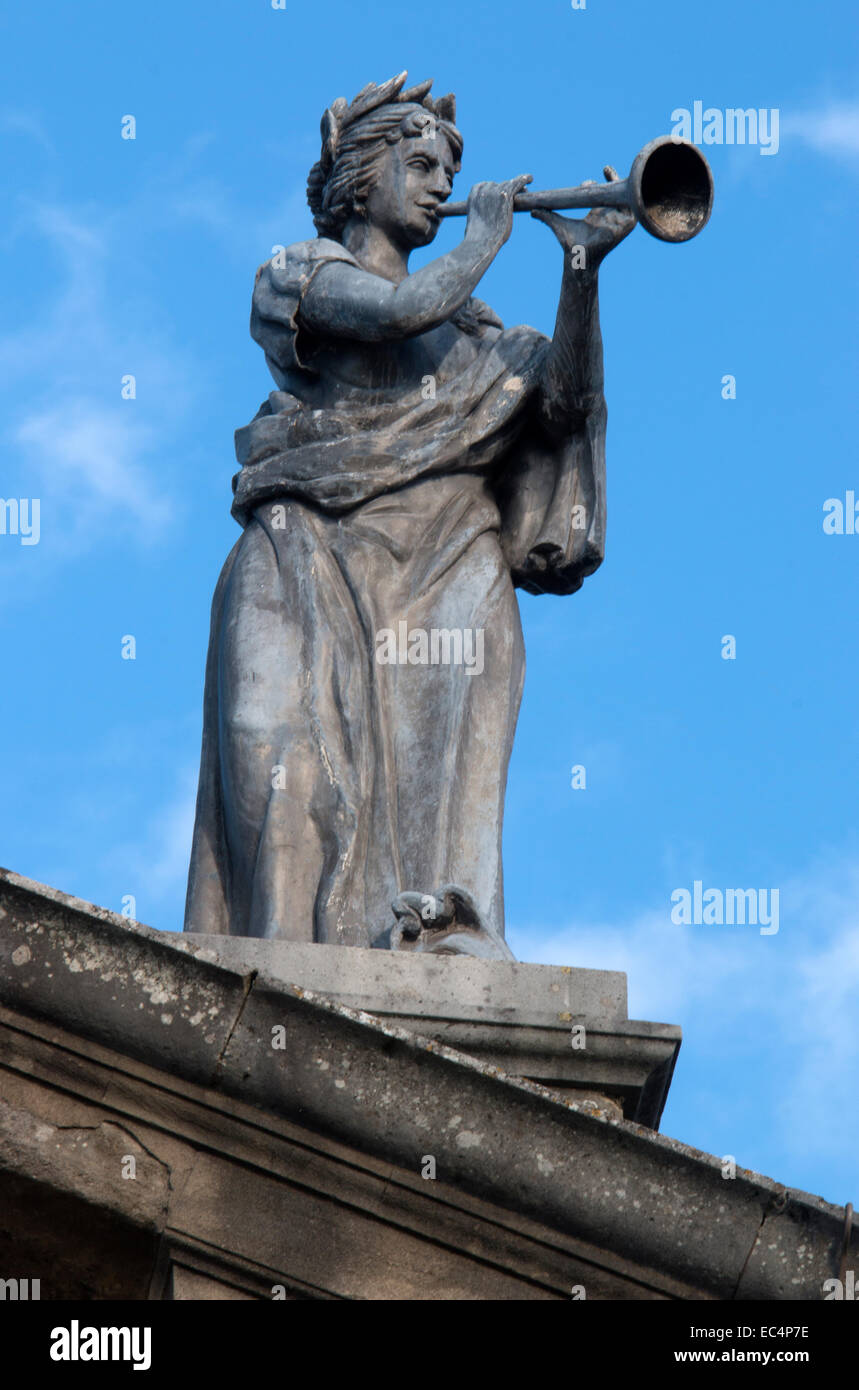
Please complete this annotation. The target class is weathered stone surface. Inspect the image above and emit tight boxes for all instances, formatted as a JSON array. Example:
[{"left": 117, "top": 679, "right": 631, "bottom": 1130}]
[
  {"left": 175, "top": 933, "right": 679, "bottom": 1127},
  {"left": 0, "top": 1096, "right": 169, "bottom": 1229},
  {"left": 0, "top": 867, "right": 253, "bottom": 1086},
  {"left": 183, "top": 75, "right": 692, "bottom": 959},
  {"left": 0, "top": 869, "right": 854, "bottom": 1300},
  {"left": 177, "top": 934, "right": 628, "bottom": 1019}
]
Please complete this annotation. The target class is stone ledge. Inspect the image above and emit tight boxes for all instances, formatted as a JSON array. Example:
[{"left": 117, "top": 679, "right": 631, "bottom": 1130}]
[
  {"left": 176, "top": 935, "right": 629, "bottom": 1022},
  {"left": 0, "top": 1003, "right": 689, "bottom": 1299},
  {"left": 0, "top": 866, "right": 854, "bottom": 1300},
  {"left": 176, "top": 933, "right": 680, "bottom": 1127}
]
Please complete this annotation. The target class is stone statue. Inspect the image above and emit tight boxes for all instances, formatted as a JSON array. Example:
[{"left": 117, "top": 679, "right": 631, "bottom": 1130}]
[{"left": 183, "top": 71, "right": 636, "bottom": 957}]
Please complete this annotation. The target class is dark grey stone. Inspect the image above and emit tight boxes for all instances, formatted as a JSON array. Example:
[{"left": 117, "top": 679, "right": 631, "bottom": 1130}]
[{"left": 183, "top": 73, "right": 711, "bottom": 956}]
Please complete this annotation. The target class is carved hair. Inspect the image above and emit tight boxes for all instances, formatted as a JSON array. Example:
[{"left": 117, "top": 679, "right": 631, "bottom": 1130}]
[{"left": 307, "top": 73, "right": 463, "bottom": 240}]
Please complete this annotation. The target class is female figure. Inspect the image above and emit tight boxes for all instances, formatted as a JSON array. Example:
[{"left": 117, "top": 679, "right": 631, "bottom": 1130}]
[{"left": 184, "top": 73, "right": 633, "bottom": 957}]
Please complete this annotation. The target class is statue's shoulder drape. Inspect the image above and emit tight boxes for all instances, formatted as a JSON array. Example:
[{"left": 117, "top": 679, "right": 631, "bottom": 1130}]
[
  {"left": 233, "top": 237, "right": 607, "bottom": 596},
  {"left": 251, "top": 237, "right": 357, "bottom": 379}
]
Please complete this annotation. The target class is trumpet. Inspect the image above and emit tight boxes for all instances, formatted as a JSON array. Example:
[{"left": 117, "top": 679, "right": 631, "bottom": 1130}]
[{"left": 437, "top": 136, "right": 713, "bottom": 243}]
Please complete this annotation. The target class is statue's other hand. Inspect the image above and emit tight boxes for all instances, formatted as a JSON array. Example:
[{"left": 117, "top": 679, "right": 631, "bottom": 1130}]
[
  {"left": 465, "top": 173, "right": 532, "bottom": 251},
  {"left": 531, "top": 166, "right": 635, "bottom": 267}
]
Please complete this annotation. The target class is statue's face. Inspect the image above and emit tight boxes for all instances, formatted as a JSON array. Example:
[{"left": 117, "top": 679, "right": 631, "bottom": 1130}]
[{"left": 363, "top": 131, "right": 456, "bottom": 248}]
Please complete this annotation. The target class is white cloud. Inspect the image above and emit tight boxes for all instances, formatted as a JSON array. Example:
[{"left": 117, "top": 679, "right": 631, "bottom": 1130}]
[
  {"left": 783, "top": 102, "right": 859, "bottom": 159},
  {"left": 145, "top": 766, "right": 199, "bottom": 901},
  {"left": 115, "top": 765, "right": 199, "bottom": 928},
  {"left": 774, "top": 864, "right": 859, "bottom": 1154},
  {"left": 509, "top": 849, "right": 859, "bottom": 1164},
  {"left": 0, "top": 196, "right": 197, "bottom": 562},
  {"left": 512, "top": 904, "right": 760, "bottom": 1021},
  {"left": 16, "top": 401, "right": 171, "bottom": 534},
  {"left": 0, "top": 133, "right": 303, "bottom": 568},
  {"left": 168, "top": 176, "right": 312, "bottom": 264},
  {"left": 0, "top": 108, "right": 56, "bottom": 156},
  {"left": 0, "top": 202, "right": 106, "bottom": 378}
]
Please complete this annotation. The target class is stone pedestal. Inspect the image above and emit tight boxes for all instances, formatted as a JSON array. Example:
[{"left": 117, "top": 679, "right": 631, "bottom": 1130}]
[{"left": 175, "top": 936, "right": 681, "bottom": 1129}]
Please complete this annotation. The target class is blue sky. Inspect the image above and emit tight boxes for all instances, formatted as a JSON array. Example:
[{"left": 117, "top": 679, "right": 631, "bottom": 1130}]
[{"left": 1, "top": 0, "right": 857, "bottom": 1206}]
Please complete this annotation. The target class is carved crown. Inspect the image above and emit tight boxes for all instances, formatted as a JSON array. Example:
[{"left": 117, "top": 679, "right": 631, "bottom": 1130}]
[{"left": 319, "top": 71, "right": 457, "bottom": 170}]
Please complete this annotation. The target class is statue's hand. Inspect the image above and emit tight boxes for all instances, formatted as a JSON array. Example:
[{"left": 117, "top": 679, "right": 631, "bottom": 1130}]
[
  {"left": 531, "top": 166, "right": 635, "bottom": 268},
  {"left": 465, "top": 173, "right": 532, "bottom": 251}
]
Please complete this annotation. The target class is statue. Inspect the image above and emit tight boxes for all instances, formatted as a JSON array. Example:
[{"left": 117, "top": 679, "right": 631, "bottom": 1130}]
[{"left": 183, "top": 72, "right": 711, "bottom": 958}]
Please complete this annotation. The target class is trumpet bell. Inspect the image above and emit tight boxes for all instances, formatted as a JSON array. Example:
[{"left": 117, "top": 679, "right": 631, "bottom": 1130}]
[
  {"left": 434, "top": 134, "right": 714, "bottom": 242},
  {"left": 631, "top": 136, "right": 714, "bottom": 243}
]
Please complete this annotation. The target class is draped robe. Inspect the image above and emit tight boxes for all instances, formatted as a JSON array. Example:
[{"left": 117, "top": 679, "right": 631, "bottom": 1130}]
[{"left": 183, "top": 238, "right": 607, "bottom": 953}]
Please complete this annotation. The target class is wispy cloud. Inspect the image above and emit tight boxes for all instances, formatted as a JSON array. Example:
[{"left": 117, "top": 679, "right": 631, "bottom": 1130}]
[
  {"left": 15, "top": 401, "right": 171, "bottom": 534},
  {"left": 167, "top": 175, "right": 313, "bottom": 264},
  {"left": 509, "top": 848, "right": 859, "bottom": 1169},
  {"left": 0, "top": 108, "right": 56, "bottom": 156},
  {"left": 783, "top": 101, "right": 859, "bottom": 159},
  {"left": 143, "top": 765, "right": 199, "bottom": 904},
  {"left": 108, "top": 764, "right": 199, "bottom": 930},
  {"left": 0, "top": 197, "right": 195, "bottom": 560},
  {"left": 0, "top": 202, "right": 107, "bottom": 378},
  {"left": 0, "top": 122, "right": 305, "bottom": 569}
]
